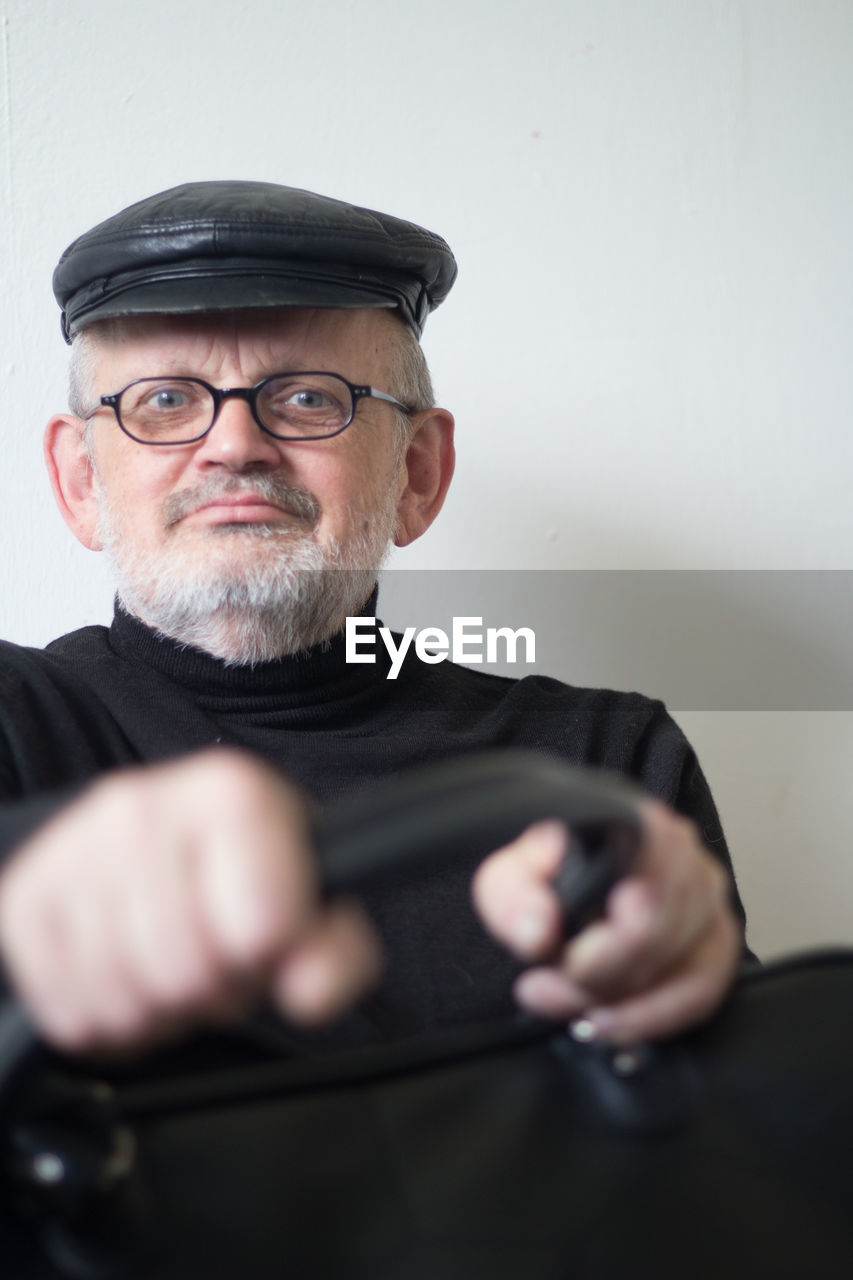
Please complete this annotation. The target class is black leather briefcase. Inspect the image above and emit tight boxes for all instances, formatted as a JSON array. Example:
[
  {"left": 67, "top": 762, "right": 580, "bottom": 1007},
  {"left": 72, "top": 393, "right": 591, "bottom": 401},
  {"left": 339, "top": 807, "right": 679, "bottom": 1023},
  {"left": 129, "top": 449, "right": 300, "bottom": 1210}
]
[{"left": 1, "top": 753, "right": 851, "bottom": 1279}]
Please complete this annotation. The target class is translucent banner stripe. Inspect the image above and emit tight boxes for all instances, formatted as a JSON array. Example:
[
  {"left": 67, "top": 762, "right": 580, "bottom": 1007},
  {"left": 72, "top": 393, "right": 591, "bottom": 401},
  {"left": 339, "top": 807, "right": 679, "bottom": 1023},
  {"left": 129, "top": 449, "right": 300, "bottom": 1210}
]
[{"left": 376, "top": 570, "right": 853, "bottom": 711}]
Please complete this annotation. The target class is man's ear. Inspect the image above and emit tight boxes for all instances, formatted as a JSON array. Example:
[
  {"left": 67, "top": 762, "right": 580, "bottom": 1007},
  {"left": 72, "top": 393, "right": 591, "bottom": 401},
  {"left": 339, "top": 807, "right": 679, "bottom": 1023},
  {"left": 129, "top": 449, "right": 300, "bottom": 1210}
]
[
  {"left": 43, "top": 414, "right": 104, "bottom": 550},
  {"left": 394, "top": 408, "right": 455, "bottom": 547}
]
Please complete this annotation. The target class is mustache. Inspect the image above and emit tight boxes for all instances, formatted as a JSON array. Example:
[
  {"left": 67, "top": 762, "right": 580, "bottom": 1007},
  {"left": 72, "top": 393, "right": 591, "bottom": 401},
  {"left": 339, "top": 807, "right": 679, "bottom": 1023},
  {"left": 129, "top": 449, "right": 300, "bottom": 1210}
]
[{"left": 163, "top": 475, "right": 321, "bottom": 528}]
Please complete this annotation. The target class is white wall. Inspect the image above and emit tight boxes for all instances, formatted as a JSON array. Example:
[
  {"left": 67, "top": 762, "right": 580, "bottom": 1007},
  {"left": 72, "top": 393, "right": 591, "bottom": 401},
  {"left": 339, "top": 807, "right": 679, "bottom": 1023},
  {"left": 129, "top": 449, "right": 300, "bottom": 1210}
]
[{"left": 1, "top": 0, "right": 851, "bottom": 956}]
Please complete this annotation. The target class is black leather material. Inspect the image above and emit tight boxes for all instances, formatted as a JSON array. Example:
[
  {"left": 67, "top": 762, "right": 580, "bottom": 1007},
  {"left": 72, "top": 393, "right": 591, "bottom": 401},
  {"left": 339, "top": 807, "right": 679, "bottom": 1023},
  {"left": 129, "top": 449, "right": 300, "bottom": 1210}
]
[
  {"left": 52, "top": 181, "right": 457, "bottom": 341},
  {"left": 2, "top": 956, "right": 853, "bottom": 1278},
  {"left": 3, "top": 753, "right": 850, "bottom": 1277}
]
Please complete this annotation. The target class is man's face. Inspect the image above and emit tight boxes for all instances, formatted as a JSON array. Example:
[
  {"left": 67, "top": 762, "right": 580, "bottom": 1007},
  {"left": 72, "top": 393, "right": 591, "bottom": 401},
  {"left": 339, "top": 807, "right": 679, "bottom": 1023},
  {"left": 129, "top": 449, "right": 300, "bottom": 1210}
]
[{"left": 78, "top": 307, "right": 412, "bottom": 660}]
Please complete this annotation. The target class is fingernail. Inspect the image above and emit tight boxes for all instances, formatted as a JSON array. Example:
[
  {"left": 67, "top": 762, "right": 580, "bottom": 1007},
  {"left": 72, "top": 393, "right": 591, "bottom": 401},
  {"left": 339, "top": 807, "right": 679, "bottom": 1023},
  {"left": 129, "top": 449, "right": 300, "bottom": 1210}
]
[{"left": 569, "top": 1008, "right": 618, "bottom": 1043}]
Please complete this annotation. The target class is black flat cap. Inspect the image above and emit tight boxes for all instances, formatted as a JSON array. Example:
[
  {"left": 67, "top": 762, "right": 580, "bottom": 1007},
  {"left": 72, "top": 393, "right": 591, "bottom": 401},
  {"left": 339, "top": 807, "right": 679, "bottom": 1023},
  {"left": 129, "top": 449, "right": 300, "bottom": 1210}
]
[{"left": 53, "top": 180, "right": 457, "bottom": 343}]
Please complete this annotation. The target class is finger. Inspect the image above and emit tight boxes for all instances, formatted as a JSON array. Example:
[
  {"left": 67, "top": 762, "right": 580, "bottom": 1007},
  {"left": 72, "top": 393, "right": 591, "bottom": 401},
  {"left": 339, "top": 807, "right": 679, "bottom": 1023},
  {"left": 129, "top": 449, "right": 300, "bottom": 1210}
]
[
  {"left": 117, "top": 823, "right": 224, "bottom": 1024},
  {"left": 560, "top": 878, "right": 679, "bottom": 1001},
  {"left": 512, "top": 966, "right": 592, "bottom": 1020},
  {"left": 568, "top": 905, "right": 742, "bottom": 1043},
  {"left": 632, "top": 800, "right": 728, "bottom": 947},
  {"left": 0, "top": 887, "right": 91, "bottom": 1049},
  {"left": 563, "top": 809, "right": 730, "bottom": 1000},
  {"left": 189, "top": 758, "right": 318, "bottom": 970},
  {"left": 0, "top": 878, "right": 146, "bottom": 1051},
  {"left": 471, "top": 821, "right": 568, "bottom": 959},
  {"left": 0, "top": 809, "right": 143, "bottom": 1049},
  {"left": 271, "top": 898, "right": 383, "bottom": 1025},
  {"left": 65, "top": 780, "right": 229, "bottom": 1049}
]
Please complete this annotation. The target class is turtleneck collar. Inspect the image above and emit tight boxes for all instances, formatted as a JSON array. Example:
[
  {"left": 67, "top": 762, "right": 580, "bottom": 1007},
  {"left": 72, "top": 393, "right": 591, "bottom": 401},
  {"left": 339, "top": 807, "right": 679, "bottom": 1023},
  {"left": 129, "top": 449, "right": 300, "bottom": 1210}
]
[{"left": 105, "top": 588, "right": 392, "bottom": 705}]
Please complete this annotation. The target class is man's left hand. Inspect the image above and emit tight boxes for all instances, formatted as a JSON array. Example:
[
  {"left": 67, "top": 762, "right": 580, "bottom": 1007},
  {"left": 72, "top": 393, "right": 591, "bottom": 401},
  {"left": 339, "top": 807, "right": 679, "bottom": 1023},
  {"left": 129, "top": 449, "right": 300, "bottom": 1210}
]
[{"left": 471, "top": 799, "right": 743, "bottom": 1042}]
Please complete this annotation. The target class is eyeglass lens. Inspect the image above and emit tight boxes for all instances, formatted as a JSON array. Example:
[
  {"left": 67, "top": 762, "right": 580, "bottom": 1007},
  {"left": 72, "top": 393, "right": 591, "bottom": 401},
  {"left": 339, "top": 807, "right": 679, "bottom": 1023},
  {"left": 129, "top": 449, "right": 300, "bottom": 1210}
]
[{"left": 116, "top": 375, "right": 356, "bottom": 442}]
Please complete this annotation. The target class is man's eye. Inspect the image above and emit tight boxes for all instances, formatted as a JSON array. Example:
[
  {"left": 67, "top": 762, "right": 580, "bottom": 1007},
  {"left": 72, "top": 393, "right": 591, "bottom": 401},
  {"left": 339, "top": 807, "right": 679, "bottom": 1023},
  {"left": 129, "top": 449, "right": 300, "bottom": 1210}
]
[
  {"left": 285, "top": 388, "right": 333, "bottom": 410},
  {"left": 145, "top": 386, "right": 191, "bottom": 412},
  {"left": 259, "top": 377, "right": 349, "bottom": 430}
]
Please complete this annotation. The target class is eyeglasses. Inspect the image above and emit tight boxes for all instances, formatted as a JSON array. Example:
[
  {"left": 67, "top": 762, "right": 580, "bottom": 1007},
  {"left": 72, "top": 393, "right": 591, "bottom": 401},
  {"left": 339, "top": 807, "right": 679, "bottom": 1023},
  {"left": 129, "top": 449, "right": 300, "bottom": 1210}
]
[{"left": 83, "top": 373, "right": 413, "bottom": 446}]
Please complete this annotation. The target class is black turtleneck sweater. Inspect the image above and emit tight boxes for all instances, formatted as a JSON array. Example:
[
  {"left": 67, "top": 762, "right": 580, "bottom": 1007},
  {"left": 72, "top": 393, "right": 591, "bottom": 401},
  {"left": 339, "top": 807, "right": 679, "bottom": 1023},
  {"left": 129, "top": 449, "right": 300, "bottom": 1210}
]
[{"left": 0, "top": 606, "right": 742, "bottom": 1049}]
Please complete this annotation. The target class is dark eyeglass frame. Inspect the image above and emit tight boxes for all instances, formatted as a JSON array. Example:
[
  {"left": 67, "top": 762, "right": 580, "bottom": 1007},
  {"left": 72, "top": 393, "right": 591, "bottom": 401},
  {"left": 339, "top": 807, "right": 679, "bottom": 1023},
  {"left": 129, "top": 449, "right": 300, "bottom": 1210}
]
[{"left": 82, "top": 372, "right": 414, "bottom": 445}]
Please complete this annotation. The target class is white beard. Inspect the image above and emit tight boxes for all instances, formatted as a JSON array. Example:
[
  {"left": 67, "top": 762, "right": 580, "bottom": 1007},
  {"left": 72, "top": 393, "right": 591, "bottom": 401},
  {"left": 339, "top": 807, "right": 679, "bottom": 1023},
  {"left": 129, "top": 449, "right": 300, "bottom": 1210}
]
[{"left": 94, "top": 472, "right": 399, "bottom": 665}]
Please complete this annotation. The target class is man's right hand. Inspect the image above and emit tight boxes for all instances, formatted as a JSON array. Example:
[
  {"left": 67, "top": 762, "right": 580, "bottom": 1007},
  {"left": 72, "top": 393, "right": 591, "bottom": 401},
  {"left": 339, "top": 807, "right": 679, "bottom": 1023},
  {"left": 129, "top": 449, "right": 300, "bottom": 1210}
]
[{"left": 0, "top": 749, "right": 381, "bottom": 1054}]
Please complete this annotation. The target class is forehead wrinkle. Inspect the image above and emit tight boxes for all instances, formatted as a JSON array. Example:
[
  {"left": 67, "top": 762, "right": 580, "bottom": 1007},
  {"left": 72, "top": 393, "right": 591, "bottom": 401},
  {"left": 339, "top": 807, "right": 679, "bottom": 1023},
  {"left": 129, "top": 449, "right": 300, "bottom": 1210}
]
[
  {"left": 86, "top": 307, "right": 401, "bottom": 398},
  {"left": 87, "top": 312, "right": 301, "bottom": 393}
]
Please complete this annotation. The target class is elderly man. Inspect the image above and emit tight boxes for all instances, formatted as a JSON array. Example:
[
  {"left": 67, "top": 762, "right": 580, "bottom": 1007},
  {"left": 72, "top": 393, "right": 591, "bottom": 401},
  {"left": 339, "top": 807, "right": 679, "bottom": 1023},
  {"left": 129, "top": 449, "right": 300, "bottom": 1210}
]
[{"left": 0, "top": 181, "right": 743, "bottom": 1060}]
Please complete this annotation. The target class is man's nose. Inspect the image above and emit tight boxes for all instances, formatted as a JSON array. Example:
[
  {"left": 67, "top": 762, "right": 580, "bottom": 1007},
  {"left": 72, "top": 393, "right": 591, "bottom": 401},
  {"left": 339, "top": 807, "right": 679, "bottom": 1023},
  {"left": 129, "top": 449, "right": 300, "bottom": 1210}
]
[{"left": 192, "top": 394, "right": 284, "bottom": 470}]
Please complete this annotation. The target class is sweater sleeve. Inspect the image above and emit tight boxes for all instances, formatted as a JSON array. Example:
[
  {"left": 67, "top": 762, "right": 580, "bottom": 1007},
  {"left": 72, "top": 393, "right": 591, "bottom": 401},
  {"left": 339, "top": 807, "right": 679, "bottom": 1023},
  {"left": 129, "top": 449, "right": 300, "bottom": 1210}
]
[
  {"left": 0, "top": 639, "right": 135, "bottom": 869},
  {"left": 0, "top": 785, "right": 88, "bottom": 869},
  {"left": 627, "top": 704, "right": 751, "bottom": 941}
]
